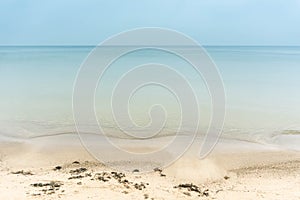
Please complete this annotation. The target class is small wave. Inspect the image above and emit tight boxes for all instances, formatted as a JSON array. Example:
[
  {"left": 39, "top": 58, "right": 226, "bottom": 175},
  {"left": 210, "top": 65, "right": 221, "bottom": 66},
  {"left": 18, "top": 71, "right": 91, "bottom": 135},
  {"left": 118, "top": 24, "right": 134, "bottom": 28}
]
[{"left": 220, "top": 127, "right": 300, "bottom": 152}]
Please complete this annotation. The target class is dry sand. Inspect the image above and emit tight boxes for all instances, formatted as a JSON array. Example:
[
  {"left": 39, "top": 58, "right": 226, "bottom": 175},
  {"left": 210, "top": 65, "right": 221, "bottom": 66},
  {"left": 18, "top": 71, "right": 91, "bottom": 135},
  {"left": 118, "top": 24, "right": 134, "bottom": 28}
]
[{"left": 0, "top": 135, "right": 299, "bottom": 200}]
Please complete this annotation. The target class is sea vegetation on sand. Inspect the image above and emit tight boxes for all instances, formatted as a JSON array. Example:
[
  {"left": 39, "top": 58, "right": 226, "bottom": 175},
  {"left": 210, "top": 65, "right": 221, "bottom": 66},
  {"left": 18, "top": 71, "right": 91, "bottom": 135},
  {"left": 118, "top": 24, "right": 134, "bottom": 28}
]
[{"left": 282, "top": 130, "right": 300, "bottom": 135}]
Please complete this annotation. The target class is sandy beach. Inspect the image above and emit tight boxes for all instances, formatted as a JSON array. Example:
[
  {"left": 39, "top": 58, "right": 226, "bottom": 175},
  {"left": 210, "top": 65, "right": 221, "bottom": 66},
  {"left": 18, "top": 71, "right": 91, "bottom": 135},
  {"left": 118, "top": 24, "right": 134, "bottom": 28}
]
[{"left": 0, "top": 135, "right": 299, "bottom": 200}]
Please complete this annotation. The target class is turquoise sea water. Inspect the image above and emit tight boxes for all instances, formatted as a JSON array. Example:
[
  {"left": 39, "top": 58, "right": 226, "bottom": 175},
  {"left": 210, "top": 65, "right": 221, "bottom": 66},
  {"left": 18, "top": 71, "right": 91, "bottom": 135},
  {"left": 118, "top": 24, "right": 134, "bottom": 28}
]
[{"left": 0, "top": 46, "right": 299, "bottom": 149}]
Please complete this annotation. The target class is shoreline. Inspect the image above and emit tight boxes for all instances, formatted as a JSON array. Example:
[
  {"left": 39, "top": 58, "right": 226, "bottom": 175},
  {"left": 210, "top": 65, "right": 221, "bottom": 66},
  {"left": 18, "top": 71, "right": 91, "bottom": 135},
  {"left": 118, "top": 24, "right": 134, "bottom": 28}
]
[{"left": 0, "top": 135, "right": 299, "bottom": 199}]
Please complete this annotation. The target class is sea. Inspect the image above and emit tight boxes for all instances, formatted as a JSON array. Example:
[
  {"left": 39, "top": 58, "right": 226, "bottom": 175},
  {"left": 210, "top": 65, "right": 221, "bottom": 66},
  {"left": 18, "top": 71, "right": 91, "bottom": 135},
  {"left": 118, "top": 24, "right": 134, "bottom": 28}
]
[{"left": 0, "top": 46, "right": 299, "bottom": 151}]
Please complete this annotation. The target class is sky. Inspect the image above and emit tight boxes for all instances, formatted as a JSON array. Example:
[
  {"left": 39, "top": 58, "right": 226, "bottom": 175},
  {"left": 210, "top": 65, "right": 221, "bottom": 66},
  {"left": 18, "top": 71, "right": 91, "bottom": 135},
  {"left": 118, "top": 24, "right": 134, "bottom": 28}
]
[{"left": 1, "top": 0, "right": 300, "bottom": 45}]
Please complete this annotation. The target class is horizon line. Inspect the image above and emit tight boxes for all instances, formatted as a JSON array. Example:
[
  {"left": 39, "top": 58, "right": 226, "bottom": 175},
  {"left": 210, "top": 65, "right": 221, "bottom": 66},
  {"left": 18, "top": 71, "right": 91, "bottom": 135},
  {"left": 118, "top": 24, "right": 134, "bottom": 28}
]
[{"left": 1, "top": 45, "right": 300, "bottom": 47}]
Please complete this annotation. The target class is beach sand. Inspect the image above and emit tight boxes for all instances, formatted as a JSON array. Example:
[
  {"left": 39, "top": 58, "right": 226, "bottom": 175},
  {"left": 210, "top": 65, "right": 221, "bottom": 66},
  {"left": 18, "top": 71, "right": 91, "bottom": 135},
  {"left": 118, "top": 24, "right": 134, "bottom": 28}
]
[{"left": 0, "top": 135, "right": 299, "bottom": 200}]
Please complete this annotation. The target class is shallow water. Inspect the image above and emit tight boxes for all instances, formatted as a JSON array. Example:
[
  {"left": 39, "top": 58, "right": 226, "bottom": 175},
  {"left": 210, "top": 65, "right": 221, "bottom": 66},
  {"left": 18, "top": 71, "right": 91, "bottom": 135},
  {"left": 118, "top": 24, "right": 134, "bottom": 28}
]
[{"left": 0, "top": 46, "right": 299, "bottom": 150}]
